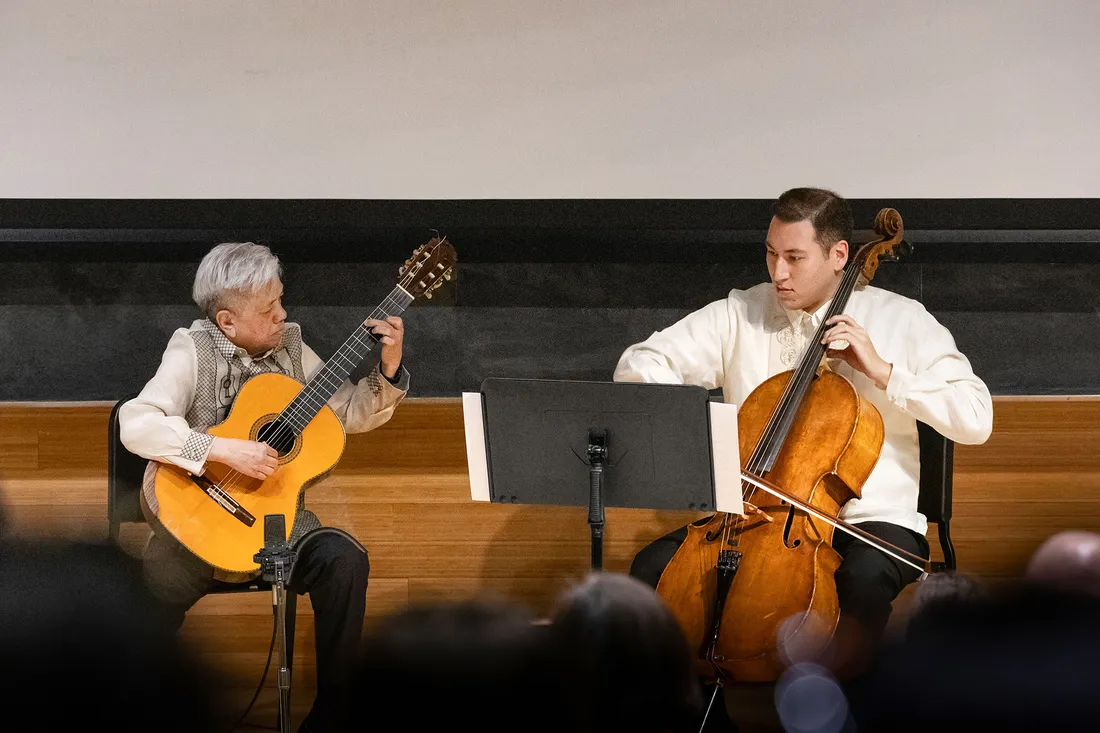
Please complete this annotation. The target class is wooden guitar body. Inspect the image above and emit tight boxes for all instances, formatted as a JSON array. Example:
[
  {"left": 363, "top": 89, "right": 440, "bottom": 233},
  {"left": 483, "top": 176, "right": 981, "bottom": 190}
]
[{"left": 141, "top": 372, "right": 345, "bottom": 574}]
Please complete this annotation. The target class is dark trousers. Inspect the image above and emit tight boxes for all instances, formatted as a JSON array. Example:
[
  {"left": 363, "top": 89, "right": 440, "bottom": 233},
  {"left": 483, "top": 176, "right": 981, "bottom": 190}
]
[
  {"left": 143, "top": 530, "right": 371, "bottom": 732},
  {"left": 630, "top": 519, "right": 929, "bottom": 647}
]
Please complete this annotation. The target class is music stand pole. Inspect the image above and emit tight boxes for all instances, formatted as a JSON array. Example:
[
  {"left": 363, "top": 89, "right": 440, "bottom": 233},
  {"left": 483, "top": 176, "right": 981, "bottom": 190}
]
[{"left": 586, "top": 430, "right": 607, "bottom": 571}]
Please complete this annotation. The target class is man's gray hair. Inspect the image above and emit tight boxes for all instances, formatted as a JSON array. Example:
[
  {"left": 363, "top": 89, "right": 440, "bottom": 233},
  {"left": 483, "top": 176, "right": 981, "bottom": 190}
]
[{"left": 192, "top": 242, "right": 283, "bottom": 319}]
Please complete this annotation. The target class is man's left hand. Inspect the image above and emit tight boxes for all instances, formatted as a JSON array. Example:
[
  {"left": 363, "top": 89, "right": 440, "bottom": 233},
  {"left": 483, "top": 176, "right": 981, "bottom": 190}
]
[
  {"left": 364, "top": 316, "right": 404, "bottom": 378},
  {"left": 821, "top": 315, "right": 892, "bottom": 389}
]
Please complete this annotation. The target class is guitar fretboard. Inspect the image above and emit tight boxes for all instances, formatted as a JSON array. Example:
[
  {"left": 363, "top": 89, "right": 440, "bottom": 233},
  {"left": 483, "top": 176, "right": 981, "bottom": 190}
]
[{"left": 279, "top": 285, "right": 415, "bottom": 435}]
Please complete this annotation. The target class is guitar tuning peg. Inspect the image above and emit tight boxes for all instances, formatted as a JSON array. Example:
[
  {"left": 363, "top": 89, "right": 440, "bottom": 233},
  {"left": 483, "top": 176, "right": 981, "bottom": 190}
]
[
  {"left": 424, "top": 290, "right": 433, "bottom": 299},
  {"left": 443, "top": 271, "right": 452, "bottom": 282}
]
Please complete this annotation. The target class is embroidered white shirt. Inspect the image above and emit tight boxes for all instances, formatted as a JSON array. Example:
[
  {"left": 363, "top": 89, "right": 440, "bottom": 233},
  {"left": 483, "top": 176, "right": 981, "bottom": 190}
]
[{"left": 613, "top": 283, "right": 993, "bottom": 535}]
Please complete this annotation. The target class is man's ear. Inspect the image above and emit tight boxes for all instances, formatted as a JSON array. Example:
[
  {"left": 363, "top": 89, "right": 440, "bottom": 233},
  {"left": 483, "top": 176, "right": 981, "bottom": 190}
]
[
  {"left": 831, "top": 239, "right": 849, "bottom": 272},
  {"left": 215, "top": 309, "right": 235, "bottom": 337}
]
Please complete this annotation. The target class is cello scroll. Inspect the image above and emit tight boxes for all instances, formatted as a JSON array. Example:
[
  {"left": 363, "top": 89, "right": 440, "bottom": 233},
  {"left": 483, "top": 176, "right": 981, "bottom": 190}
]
[{"left": 855, "top": 208, "right": 911, "bottom": 285}]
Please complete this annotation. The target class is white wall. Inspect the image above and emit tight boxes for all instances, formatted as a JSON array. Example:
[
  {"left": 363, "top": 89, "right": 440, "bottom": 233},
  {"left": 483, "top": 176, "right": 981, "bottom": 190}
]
[{"left": 1, "top": 1, "right": 1098, "bottom": 199}]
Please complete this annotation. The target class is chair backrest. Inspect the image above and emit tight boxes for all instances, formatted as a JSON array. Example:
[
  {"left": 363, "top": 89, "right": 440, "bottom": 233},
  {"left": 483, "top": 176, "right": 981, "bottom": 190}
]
[
  {"left": 916, "top": 421, "right": 954, "bottom": 525},
  {"left": 107, "top": 395, "right": 148, "bottom": 541}
]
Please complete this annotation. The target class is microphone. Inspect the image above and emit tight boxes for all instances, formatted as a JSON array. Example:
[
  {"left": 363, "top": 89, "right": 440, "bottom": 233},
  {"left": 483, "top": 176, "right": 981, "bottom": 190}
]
[
  {"left": 256, "top": 513, "right": 293, "bottom": 587},
  {"left": 264, "top": 513, "right": 287, "bottom": 550}
]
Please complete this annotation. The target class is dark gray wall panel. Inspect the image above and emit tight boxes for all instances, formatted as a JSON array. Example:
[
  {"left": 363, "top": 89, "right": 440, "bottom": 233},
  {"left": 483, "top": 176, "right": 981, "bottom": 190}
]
[
  {"left": 3, "top": 198, "right": 1098, "bottom": 400},
  {"left": 3, "top": 299, "right": 1098, "bottom": 400}
]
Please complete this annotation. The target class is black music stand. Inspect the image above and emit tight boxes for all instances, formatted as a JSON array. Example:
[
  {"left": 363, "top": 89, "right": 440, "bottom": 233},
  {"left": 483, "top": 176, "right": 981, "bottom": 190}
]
[{"left": 476, "top": 378, "right": 719, "bottom": 571}]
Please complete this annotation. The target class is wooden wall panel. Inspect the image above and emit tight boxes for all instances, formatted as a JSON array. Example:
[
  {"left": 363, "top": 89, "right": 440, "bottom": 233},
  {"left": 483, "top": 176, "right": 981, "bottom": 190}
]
[{"left": 2, "top": 396, "right": 1099, "bottom": 691}]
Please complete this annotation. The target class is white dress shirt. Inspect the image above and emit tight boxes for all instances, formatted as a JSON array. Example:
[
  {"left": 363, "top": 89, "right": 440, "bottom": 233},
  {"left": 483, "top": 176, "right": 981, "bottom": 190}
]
[{"left": 614, "top": 282, "right": 993, "bottom": 535}]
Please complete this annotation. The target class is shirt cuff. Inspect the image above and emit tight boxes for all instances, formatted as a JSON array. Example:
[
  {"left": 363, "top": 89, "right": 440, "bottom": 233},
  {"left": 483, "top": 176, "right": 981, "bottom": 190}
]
[
  {"left": 180, "top": 431, "right": 215, "bottom": 470},
  {"left": 884, "top": 362, "right": 914, "bottom": 408},
  {"left": 381, "top": 363, "right": 410, "bottom": 391}
]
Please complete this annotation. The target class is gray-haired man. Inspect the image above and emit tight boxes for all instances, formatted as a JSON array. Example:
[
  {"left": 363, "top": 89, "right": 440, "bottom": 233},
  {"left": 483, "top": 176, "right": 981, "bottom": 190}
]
[{"left": 121, "top": 241, "right": 410, "bottom": 732}]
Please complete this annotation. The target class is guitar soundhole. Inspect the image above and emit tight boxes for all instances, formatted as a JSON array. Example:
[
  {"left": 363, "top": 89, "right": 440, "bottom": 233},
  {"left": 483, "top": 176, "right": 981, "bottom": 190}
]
[{"left": 257, "top": 418, "right": 297, "bottom": 458}]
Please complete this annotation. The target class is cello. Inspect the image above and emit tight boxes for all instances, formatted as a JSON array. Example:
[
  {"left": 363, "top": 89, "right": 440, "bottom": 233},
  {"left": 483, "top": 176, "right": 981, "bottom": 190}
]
[{"left": 655, "top": 208, "right": 930, "bottom": 684}]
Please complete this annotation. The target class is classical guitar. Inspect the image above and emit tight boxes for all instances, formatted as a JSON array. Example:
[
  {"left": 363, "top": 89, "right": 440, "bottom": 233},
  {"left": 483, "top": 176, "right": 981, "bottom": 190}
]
[{"left": 141, "top": 237, "right": 456, "bottom": 574}]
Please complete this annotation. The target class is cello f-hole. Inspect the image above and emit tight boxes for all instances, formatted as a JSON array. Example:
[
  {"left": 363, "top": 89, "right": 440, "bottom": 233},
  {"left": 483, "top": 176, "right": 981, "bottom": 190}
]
[
  {"left": 782, "top": 505, "right": 801, "bottom": 549},
  {"left": 704, "top": 513, "right": 730, "bottom": 542}
]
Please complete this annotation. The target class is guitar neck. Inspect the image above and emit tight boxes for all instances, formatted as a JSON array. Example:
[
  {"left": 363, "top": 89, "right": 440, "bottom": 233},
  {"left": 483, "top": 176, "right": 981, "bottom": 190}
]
[{"left": 281, "top": 285, "right": 415, "bottom": 433}]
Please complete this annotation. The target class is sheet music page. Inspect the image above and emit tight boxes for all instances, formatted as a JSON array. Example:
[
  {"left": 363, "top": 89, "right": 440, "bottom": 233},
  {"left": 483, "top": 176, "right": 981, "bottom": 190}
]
[
  {"left": 462, "top": 392, "right": 491, "bottom": 501},
  {"left": 709, "top": 402, "right": 744, "bottom": 515}
]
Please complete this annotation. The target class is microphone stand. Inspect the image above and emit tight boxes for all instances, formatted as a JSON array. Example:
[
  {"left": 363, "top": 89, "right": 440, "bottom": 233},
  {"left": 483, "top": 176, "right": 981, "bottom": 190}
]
[{"left": 254, "top": 514, "right": 297, "bottom": 733}]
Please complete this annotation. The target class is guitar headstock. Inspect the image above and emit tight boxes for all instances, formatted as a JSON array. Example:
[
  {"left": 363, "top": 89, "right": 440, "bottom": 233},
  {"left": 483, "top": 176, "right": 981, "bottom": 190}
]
[
  {"left": 398, "top": 236, "right": 457, "bottom": 300},
  {"left": 854, "top": 208, "right": 912, "bottom": 285}
]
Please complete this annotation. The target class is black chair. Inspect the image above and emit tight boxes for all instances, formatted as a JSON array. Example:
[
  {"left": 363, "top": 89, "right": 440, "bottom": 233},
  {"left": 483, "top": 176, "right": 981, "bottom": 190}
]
[
  {"left": 916, "top": 421, "right": 956, "bottom": 572},
  {"left": 107, "top": 395, "right": 297, "bottom": 725}
]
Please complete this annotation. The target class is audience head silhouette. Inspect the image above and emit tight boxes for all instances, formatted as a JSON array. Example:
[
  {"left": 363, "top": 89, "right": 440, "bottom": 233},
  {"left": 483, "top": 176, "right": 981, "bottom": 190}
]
[
  {"left": 546, "top": 571, "right": 704, "bottom": 733},
  {"left": 354, "top": 596, "right": 552, "bottom": 732},
  {"left": 1025, "top": 529, "right": 1100, "bottom": 596},
  {"left": 849, "top": 578, "right": 1100, "bottom": 732}
]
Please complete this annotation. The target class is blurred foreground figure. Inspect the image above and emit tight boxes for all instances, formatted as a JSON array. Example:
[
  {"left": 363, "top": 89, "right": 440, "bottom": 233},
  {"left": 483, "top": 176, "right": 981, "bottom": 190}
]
[
  {"left": 1025, "top": 529, "right": 1100, "bottom": 595},
  {"left": 354, "top": 597, "right": 552, "bottom": 733},
  {"left": 848, "top": 580, "right": 1100, "bottom": 732},
  {"left": 546, "top": 572, "right": 704, "bottom": 733},
  {"left": 0, "top": 538, "right": 219, "bottom": 731}
]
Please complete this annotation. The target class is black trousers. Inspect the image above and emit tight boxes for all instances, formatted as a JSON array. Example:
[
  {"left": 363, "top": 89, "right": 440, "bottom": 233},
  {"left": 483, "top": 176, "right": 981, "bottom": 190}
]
[
  {"left": 630, "top": 519, "right": 929, "bottom": 643},
  {"left": 143, "top": 530, "right": 371, "bottom": 732}
]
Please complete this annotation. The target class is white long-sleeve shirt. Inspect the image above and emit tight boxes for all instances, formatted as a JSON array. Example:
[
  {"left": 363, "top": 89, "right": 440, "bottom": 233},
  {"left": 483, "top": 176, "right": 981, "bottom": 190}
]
[
  {"left": 120, "top": 319, "right": 408, "bottom": 476},
  {"left": 614, "top": 283, "right": 992, "bottom": 535}
]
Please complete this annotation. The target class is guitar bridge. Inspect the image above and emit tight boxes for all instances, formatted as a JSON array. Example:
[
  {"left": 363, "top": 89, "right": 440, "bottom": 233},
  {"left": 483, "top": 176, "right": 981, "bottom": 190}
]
[{"left": 191, "top": 474, "right": 257, "bottom": 527}]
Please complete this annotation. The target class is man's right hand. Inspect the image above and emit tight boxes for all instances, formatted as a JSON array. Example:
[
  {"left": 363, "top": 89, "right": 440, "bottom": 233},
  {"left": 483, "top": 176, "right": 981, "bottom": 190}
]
[{"left": 206, "top": 437, "right": 279, "bottom": 480}]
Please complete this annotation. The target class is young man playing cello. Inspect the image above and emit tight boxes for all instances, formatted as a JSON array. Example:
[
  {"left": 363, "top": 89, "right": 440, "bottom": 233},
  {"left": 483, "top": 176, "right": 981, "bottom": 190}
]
[{"left": 614, "top": 187, "right": 993, "bottom": 704}]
